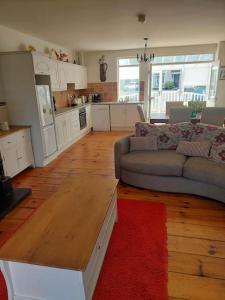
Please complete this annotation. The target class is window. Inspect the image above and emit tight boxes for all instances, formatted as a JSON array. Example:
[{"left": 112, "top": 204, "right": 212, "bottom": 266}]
[
  {"left": 153, "top": 53, "right": 214, "bottom": 65},
  {"left": 118, "top": 58, "right": 140, "bottom": 102}
]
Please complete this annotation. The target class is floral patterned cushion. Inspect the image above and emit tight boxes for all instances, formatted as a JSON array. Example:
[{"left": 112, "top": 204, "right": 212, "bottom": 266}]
[
  {"left": 191, "top": 123, "right": 221, "bottom": 142},
  {"left": 191, "top": 123, "right": 225, "bottom": 163},
  {"left": 135, "top": 122, "right": 193, "bottom": 150},
  {"left": 210, "top": 128, "right": 225, "bottom": 163}
]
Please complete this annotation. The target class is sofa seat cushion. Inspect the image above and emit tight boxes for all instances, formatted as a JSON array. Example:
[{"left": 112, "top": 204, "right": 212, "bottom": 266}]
[
  {"left": 120, "top": 150, "right": 186, "bottom": 176},
  {"left": 183, "top": 157, "right": 225, "bottom": 189}
]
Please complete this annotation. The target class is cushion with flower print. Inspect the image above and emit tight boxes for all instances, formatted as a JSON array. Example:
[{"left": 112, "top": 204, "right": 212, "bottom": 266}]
[
  {"left": 210, "top": 128, "right": 225, "bottom": 163},
  {"left": 192, "top": 123, "right": 222, "bottom": 142},
  {"left": 135, "top": 122, "right": 193, "bottom": 150}
]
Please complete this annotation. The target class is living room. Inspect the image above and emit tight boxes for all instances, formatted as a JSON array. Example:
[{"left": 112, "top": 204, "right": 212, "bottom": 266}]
[{"left": 0, "top": 1, "right": 225, "bottom": 299}]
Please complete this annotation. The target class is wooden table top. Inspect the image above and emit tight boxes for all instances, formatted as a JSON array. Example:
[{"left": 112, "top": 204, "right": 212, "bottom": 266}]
[
  {"left": 0, "top": 175, "right": 118, "bottom": 271},
  {"left": 0, "top": 125, "right": 31, "bottom": 138}
]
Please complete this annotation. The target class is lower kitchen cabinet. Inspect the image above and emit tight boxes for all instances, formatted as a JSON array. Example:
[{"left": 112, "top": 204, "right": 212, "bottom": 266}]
[
  {"left": 107, "top": 104, "right": 142, "bottom": 130},
  {"left": 0, "top": 128, "right": 34, "bottom": 177},
  {"left": 55, "top": 105, "right": 92, "bottom": 152},
  {"left": 55, "top": 114, "right": 71, "bottom": 150}
]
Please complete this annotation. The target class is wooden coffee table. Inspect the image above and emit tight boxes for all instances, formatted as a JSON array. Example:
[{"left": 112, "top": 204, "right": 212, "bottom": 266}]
[{"left": 0, "top": 174, "right": 118, "bottom": 300}]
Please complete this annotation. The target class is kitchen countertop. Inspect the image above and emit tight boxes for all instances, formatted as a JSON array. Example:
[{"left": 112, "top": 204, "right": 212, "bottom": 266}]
[
  {"left": 54, "top": 101, "right": 143, "bottom": 116},
  {"left": 0, "top": 125, "right": 31, "bottom": 138},
  {"left": 92, "top": 101, "right": 144, "bottom": 105},
  {"left": 55, "top": 103, "right": 91, "bottom": 116},
  {"left": 0, "top": 174, "right": 118, "bottom": 271}
]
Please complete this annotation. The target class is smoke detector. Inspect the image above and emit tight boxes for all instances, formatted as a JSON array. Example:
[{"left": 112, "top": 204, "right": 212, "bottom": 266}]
[{"left": 137, "top": 14, "right": 146, "bottom": 24}]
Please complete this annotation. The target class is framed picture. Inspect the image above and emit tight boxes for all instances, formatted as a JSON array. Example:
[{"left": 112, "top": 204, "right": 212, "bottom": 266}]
[{"left": 219, "top": 66, "right": 225, "bottom": 80}]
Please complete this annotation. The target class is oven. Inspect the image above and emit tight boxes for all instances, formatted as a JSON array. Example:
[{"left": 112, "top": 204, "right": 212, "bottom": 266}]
[{"left": 79, "top": 107, "right": 87, "bottom": 130}]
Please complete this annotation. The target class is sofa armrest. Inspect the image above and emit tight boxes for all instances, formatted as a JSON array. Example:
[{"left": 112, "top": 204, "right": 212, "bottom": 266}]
[{"left": 114, "top": 135, "right": 131, "bottom": 179}]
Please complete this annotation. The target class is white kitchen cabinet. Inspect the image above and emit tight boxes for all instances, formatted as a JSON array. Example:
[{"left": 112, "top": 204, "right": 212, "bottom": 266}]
[
  {"left": 32, "top": 53, "right": 50, "bottom": 75},
  {"left": 110, "top": 104, "right": 141, "bottom": 130},
  {"left": 58, "top": 62, "right": 68, "bottom": 91},
  {"left": 49, "top": 59, "right": 60, "bottom": 90},
  {"left": 86, "top": 105, "right": 92, "bottom": 130},
  {"left": 70, "top": 110, "right": 80, "bottom": 140},
  {"left": 32, "top": 53, "right": 87, "bottom": 91},
  {"left": 80, "top": 66, "right": 87, "bottom": 89},
  {"left": 92, "top": 105, "right": 110, "bottom": 131},
  {"left": 74, "top": 65, "right": 87, "bottom": 89},
  {"left": 16, "top": 129, "right": 34, "bottom": 173},
  {"left": 55, "top": 113, "right": 72, "bottom": 150},
  {"left": 0, "top": 128, "right": 34, "bottom": 177},
  {"left": 110, "top": 105, "right": 127, "bottom": 129}
]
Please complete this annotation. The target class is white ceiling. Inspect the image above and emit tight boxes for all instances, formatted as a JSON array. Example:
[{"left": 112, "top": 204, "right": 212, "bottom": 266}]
[{"left": 0, "top": 0, "right": 225, "bottom": 51}]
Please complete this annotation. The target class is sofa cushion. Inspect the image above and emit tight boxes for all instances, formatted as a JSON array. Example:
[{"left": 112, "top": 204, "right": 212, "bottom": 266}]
[
  {"left": 120, "top": 150, "right": 186, "bottom": 176},
  {"left": 209, "top": 128, "right": 225, "bottom": 164},
  {"left": 183, "top": 157, "right": 225, "bottom": 189},
  {"left": 191, "top": 123, "right": 221, "bottom": 142},
  {"left": 135, "top": 122, "right": 193, "bottom": 150},
  {"left": 176, "top": 141, "right": 211, "bottom": 158},
  {"left": 129, "top": 136, "right": 158, "bottom": 152}
]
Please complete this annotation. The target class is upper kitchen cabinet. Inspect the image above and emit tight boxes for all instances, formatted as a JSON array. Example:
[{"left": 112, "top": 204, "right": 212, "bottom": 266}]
[
  {"left": 32, "top": 53, "right": 87, "bottom": 91},
  {"left": 49, "top": 59, "right": 60, "bottom": 90},
  {"left": 74, "top": 65, "right": 87, "bottom": 89},
  {"left": 32, "top": 53, "right": 50, "bottom": 75}
]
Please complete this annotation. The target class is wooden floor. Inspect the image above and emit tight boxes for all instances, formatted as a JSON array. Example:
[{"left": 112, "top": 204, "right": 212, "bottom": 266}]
[{"left": 1, "top": 131, "right": 225, "bottom": 299}]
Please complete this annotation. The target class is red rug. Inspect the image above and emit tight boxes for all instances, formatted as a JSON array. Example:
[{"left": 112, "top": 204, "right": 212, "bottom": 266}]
[
  {"left": 93, "top": 199, "right": 167, "bottom": 300},
  {"left": 0, "top": 271, "right": 8, "bottom": 300}
]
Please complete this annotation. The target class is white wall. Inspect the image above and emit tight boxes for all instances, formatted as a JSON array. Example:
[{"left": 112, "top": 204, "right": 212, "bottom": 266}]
[
  {"left": 0, "top": 25, "right": 75, "bottom": 62},
  {"left": 84, "top": 44, "right": 217, "bottom": 83},
  {"left": 216, "top": 41, "right": 225, "bottom": 107}
]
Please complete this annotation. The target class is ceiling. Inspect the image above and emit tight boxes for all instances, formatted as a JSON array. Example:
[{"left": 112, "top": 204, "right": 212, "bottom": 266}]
[{"left": 0, "top": 0, "right": 225, "bottom": 51}]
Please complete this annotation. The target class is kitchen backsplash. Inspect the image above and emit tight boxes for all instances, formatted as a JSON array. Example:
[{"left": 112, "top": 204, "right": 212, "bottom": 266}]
[{"left": 53, "top": 81, "right": 144, "bottom": 108}]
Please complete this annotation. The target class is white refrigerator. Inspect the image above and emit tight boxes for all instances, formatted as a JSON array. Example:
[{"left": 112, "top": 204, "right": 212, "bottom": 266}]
[{"left": 36, "top": 85, "right": 57, "bottom": 157}]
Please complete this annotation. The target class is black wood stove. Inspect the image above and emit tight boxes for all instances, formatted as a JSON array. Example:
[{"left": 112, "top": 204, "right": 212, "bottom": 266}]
[{"left": 0, "top": 154, "right": 31, "bottom": 219}]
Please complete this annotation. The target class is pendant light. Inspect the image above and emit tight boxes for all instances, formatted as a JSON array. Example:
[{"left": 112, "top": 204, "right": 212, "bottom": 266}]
[{"left": 137, "top": 38, "right": 155, "bottom": 63}]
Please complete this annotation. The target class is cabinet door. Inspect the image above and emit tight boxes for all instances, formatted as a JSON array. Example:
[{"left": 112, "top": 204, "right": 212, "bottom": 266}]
[
  {"left": 70, "top": 110, "right": 80, "bottom": 139},
  {"left": 16, "top": 130, "right": 33, "bottom": 172},
  {"left": 92, "top": 105, "right": 110, "bottom": 131},
  {"left": 125, "top": 105, "right": 141, "bottom": 129},
  {"left": 81, "top": 66, "right": 87, "bottom": 89},
  {"left": 1, "top": 136, "right": 18, "bottom": 177},
  {"left": 55, "top": 116, "right": 64, "bottom": 150},
  {"left": 49, "top": 59, "right": 60, "bottom": 90},
  {"left": 73, "top": 65, "right": 82, "bottom": 89},
  {"left": 110, "top": 105, "right": 126, "bottom": 128},
  {"left": 58, "top": 62, "right": 67, "bottom": 91},
  {"left": 32, "top": 54, "right": 50, "bottom": 75},
  {"left": 86, "top": 105, "right": 92, "bottom": 129}
]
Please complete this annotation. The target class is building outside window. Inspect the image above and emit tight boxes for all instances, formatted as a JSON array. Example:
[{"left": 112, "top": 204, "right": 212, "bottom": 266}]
[{"left": 118, "top": 58, "right": 140, "bottom": 102}]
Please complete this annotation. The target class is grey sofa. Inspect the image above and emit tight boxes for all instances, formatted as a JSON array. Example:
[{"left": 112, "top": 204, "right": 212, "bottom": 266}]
[{"left": 115, "top": 135, "right": 225, "bottom": 203}]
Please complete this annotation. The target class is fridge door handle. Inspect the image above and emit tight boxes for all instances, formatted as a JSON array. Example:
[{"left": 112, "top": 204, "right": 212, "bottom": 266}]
[
  {"left": 43, "top": 108, "right": 46, "bottom": 114},
  {"left": 49, "top": 108, "right": 52, "bottom": 115}
]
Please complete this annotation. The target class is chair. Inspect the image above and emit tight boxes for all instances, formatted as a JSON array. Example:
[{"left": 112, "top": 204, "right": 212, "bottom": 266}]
[
  {"left": 137, "top": 104, "right": 146, "bottom": 122},
  {"left": 166, "top": 101, "right": 184, "bottom": 116},
  {"left": 169, "top": 107, "right": 192, "bottom": 123},
  {"left": 201, "top": 107, "right": 225, "bottom": 126}
]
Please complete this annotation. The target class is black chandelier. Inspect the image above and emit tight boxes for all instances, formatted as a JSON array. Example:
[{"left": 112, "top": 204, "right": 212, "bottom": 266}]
[{"left": 137, "top": 38, "right": 154, "bottom": 63}]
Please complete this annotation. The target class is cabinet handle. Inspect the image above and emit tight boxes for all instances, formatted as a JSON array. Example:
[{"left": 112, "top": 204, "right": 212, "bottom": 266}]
[
  {"left": 7, "top": 141, "right": 11, "bottom": 144},
  {"left": 17, "top": 157, "right": 23, "bottom": 160},
  {"left": 98, "top": 245, "right": 101, "bottom": 250}
]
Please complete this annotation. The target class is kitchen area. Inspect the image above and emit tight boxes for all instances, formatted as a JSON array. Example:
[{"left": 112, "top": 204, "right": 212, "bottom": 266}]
[{"left": 0, "top": 51, "right": 143, "bottom": 178}]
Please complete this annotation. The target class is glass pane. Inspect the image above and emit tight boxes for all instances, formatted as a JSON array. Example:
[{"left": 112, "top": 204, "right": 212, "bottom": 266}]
[
  {"left": 152, "top": 53, "right": 214, "bottom": 64},
  {"left": 119, "top": 66, "right": 139, "bottom": 101},
  {"left": 119, "top": 58, "right": 138, "bottom": 66}
]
